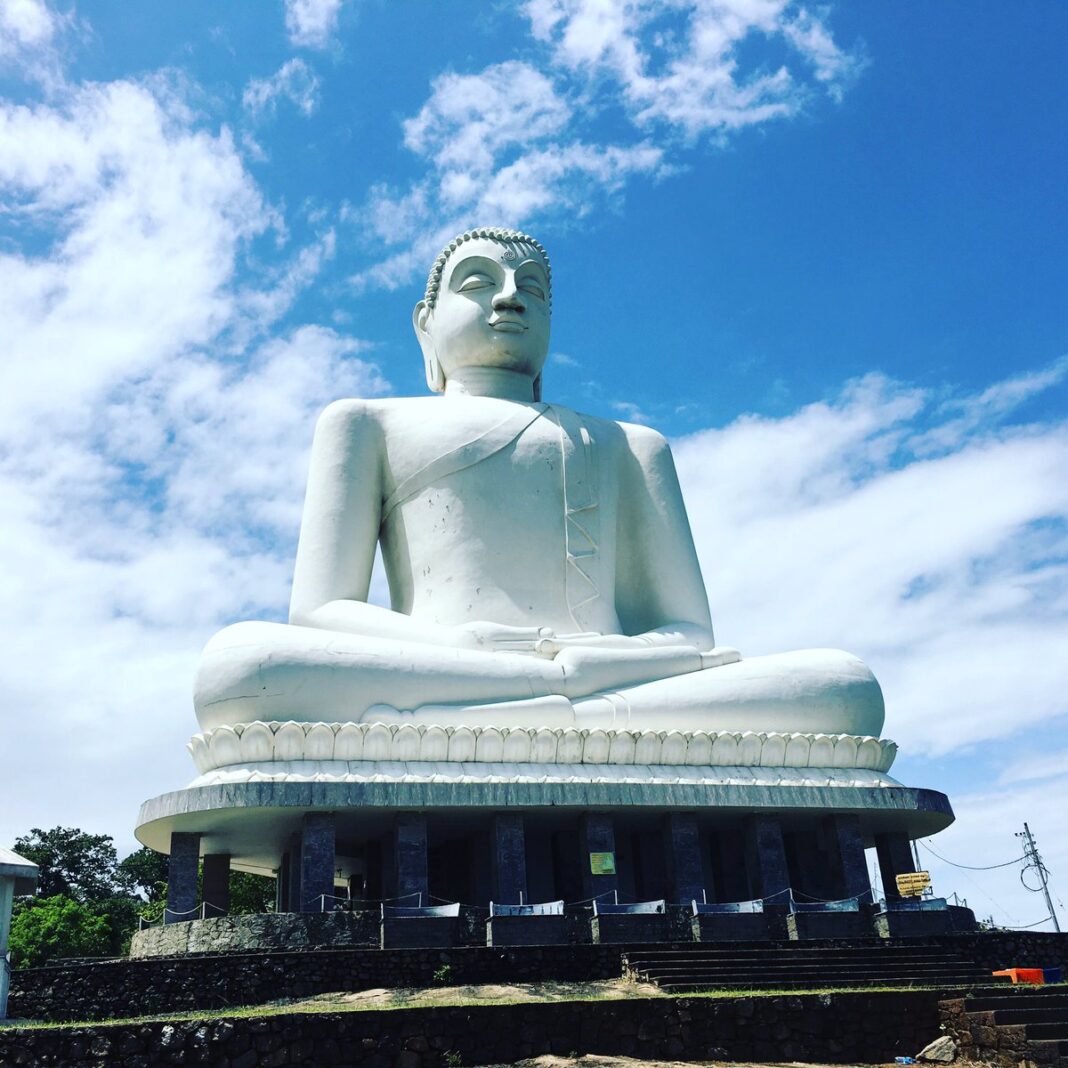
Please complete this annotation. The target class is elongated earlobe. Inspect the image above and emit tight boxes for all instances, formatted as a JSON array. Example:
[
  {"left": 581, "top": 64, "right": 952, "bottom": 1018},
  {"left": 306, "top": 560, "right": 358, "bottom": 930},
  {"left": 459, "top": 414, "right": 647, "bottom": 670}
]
[
  {"left": 425, "top": 351, "right": 445, "bottom": 393},
  {"left": 532, "top": 373, "right": 542, "bottom": 402},
  {"left": 412, "top": 300, "right": 445, "bottom": 393}
]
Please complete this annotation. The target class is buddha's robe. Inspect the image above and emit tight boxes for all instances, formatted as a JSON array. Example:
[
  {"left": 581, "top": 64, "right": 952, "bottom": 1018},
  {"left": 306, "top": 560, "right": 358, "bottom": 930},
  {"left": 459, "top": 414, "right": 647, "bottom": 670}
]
[{"left": 194, "top": 396, "right": 884, "bottom": 738}]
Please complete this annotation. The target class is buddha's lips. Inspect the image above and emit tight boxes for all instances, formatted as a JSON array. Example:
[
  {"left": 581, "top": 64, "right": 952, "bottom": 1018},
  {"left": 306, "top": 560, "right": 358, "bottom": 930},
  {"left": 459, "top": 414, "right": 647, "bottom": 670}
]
[{"left": 490, "top": 319, "right": 527, "bottom": 332}]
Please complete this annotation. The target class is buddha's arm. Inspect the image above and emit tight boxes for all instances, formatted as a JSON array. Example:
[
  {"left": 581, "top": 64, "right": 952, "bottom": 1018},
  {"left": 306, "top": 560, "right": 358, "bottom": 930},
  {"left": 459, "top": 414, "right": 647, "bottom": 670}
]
[
  {"left": 288, "top": 401, "right": 458, "bottom": 647},
  {"left": 612, "top": 424, "right": 716, "bottom": 651},
  {"left": 288, "top": 402, "right": 556, "bottom": 655}
]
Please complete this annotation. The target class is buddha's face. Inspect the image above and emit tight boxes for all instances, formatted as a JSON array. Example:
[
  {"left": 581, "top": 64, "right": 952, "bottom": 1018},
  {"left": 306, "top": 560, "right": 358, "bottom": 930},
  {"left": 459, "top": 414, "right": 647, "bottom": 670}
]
[{"left": 414, "top": 238, "right": 551, "bottom": 392}]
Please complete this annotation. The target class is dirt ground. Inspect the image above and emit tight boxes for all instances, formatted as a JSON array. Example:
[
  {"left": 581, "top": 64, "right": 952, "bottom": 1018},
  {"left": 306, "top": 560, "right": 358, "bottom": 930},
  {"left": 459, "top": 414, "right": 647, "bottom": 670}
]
[
  {"left": 289, "top": 977, "right": 665, "bottom": 1011},
  {"left": 477, "top": 1057, "right": 895, "bottom": 1068}
]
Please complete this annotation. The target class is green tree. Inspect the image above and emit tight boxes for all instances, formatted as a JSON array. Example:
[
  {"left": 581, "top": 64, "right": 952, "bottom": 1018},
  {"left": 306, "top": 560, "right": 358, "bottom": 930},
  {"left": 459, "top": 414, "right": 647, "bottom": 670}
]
[
  {"left": 13, "top": 827, "right": 120, "bottom": 902},
  {"left": 9, "top": 895, "right": 111, "bottom": 967},
  {"left": 229, "top": 871, "right": 275, "bottom": 915},
  {"left": 117, "top": 846, "right": 169, "bottom": 903}
]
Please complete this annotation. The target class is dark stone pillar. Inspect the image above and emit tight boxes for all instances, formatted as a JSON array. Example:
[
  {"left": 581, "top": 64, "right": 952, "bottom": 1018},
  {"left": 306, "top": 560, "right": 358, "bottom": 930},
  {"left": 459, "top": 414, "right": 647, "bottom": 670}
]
[
  {"left": 580, "top": 813, "right": 618, "bottom": 901},
  {"left": 491, "top": 814, "right": 528, "bottom": 904},
  {"left": 663, "top": 813, "right": 706, "bottom": 904},
  {"left": 394, "top": 814, "right": 429, "bottom": 905},
  {"left": 876, "top": 830, "right": 917, "bottom": 901},
  {"left": 300, "top": 812, "right": 336, "bottom": 913},
  {"left": 277, "top": 852, "right": 291, "bottom": 912},
  {"left": 202, "top": 853, "right": 231, "bottom": 916},
  {"left": 286, "top": 841, "right": 302, "bottom": 912},
  {"left": 165, "top": 832, "right": 200, "bottom": 924},
  {"left": 743, "top": 815, "right": 790, "bottom": 901},
  {"left": 825, "top": 814, "right": 872, "bottom": 901}
]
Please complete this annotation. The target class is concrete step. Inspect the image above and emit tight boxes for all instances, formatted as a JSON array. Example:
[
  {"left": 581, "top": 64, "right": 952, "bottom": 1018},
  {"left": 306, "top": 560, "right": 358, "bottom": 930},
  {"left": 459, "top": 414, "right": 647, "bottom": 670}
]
[
  {"left": 627, "top": 957, "right": 976, "bottom": 973},
  {"left": 623, "top": 956, "right": 974, "bottom": 965},
  {"left": 628, "top": 958, "right": 977, "bottom": 970},
  {"left": 990, "top": 1007, "right": 1068, "bottom": 1025},
  {"left": 966, "top": 992, "right": 1068, "bottom": 1012},
  {"left": 634, "top": 962, "right": 985, "bottom": 976},
  {"left": 1025, "top": 1023, "right": 1068, "bottom": 1041},
  {"left": 625, "top": 945, "right": 954, "bottom": 959},
  {"left": 626, "top": 950, "right": 973, "bottom": 961},
  {"left": 1025, "top": 1039, "right": 1068, "bottom": 1062},
  {"left": 658, "top": 975, "right": 999, "bottom": 992},
  {"left": 631, "top": 967, "right": 980, "bottom": 980}
]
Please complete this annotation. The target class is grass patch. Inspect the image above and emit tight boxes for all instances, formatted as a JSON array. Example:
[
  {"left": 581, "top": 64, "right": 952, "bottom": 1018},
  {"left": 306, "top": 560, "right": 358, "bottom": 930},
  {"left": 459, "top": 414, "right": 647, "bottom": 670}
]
[{"left": 2, "top": 977, "right": 993, "bottom": 1032}]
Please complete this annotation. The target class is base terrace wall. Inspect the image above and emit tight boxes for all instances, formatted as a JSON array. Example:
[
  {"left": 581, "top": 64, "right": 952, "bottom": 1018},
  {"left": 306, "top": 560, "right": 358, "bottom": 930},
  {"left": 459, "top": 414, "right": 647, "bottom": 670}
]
[
  {"left": 9, "top": 931, "right": 1066, "bottom": 1026},
  {"left": 0, "top": 990, "right": 941, "bottom": 1068}
]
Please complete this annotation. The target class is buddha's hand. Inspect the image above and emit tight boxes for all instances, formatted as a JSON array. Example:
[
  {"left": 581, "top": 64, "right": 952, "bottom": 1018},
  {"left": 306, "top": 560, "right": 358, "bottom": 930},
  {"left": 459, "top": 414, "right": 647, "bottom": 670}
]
[
  {"left": 452, "top": 621, "right": 560, "bottom": 658},
  {"left": 554, "top": 644, "right": 708, "bottom": 698}
]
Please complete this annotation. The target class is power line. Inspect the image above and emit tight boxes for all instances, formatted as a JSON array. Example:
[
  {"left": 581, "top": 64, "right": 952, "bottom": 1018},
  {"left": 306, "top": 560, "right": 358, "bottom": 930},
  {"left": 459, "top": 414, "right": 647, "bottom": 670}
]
[{"left": 920, "top": 841, "right": 1026, "bottom": 871}]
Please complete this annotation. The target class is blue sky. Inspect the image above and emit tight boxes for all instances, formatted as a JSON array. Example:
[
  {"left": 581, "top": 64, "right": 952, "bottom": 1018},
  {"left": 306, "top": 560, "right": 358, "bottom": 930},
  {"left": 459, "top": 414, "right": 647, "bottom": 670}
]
[{"left": 0, "top": 0, "right": 1065, "bottom": 928}]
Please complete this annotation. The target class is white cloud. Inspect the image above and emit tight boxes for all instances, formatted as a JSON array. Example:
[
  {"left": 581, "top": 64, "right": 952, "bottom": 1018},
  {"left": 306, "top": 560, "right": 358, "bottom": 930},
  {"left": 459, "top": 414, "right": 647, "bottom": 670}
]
[
  {"left": 0, "top": 0, "right": 56, "bottom": 53},
  {"left": 0, "top": 0, "right": 70, "bottom": 86},
  {"left": 0, "top": 62, "right": 387, "bottom": 852},
  {"left": 354, "top": 61, "right": 666, "bottom": 287},
  {"left": 997, "top": 747, "right": 1068, "bottom": 787},
  {"left": 356, "top": 1, "right": 858, "bottom": 288},
  {"left": 284, "top": 0, "right": 344, "bottom": 49},
  {"left": 243, "top": 58, "right": 321, "bottom": 118},
  {"left": 911, "top": 777, "right": 1067, "bottom": 931},
  {"left": 673, "top": 369, "right": 1068, "bottom": 757},
  {"left": 525, "top": 0, "right": 863, "bottom": 136},
  {"left": 404, "top": 62, "right": 572, "bottom": 180},
  {"left": 0, "top": 78, "right": 268, "bottom": 435}
]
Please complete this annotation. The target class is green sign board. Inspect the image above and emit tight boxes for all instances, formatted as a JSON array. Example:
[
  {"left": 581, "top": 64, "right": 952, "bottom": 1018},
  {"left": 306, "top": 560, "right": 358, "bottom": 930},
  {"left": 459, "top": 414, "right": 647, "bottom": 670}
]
[{"left": 589, "top": 852, "right": 616, "bottom": 875}]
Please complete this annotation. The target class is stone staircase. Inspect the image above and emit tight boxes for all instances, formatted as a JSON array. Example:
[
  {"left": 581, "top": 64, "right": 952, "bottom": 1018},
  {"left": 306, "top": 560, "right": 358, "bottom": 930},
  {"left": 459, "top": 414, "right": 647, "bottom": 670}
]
[
  {"left": 622, "top": 940, "right": 1008, "bottom": 993},
  {"left": 941, "top": 988, "right": 1068, "bottom": 1067}
]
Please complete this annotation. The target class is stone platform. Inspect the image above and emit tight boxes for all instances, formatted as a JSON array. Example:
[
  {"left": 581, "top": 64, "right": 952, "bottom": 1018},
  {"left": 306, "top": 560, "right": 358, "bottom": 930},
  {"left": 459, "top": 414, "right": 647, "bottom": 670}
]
[{"left": 135, "top": 723, "right": 949, "bottom": 930}]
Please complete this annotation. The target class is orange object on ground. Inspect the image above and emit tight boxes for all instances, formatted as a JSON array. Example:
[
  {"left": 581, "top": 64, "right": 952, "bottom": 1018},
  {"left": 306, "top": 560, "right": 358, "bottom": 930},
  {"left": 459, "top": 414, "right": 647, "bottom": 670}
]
[{"left": 992, "top": 968, "right": 1046, "bottom": 984}]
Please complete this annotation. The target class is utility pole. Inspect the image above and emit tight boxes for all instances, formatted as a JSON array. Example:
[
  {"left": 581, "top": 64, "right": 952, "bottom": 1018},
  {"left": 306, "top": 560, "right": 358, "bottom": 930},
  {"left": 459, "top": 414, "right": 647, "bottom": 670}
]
[{"left": 1016, "top": 822, "right": 1061, "bottom": 933}]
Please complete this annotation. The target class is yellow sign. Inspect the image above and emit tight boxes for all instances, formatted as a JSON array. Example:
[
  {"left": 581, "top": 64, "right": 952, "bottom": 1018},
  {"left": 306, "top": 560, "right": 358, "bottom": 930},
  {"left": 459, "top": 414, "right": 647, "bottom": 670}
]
[
  {"left": 895, "top": 871, "right": 931, "bottom": 896},
  {"left": 589, "top": 852, "right": 616, "bottom": 875}
]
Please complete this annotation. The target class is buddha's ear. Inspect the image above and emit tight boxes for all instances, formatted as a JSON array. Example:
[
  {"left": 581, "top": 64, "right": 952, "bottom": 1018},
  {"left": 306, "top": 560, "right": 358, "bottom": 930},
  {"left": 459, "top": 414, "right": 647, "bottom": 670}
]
[
  {"left": 413, "top": 300, "right": 445, "bottom": 394},
  {"left": 532, "top": 372, "right": 542, "bottom": 402}
]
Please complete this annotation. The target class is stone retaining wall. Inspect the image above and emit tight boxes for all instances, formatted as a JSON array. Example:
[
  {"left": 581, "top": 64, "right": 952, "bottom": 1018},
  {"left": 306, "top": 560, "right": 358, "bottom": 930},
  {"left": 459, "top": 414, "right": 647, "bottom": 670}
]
[
  {"left": 0, "top": 990, "right": 940, "bottom": 1067},
  {"left": 11, "top": 931, "right": 1066, "bottom": 1026},
  {"left": 949, "top": 931, "right": 1068, "bottom": 971},
  {"left": 129, "top": 906, "right": 698, "bottom": 957},
  {"left": 8, "top": 943, "right": 636, "bottom": 1023}
]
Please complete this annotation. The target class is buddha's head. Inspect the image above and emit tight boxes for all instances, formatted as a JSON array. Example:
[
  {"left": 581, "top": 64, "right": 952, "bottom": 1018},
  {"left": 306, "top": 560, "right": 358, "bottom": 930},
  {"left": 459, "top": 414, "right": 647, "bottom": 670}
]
[{"left": 414, "top": 227, "right": 552, "bottom": 400}]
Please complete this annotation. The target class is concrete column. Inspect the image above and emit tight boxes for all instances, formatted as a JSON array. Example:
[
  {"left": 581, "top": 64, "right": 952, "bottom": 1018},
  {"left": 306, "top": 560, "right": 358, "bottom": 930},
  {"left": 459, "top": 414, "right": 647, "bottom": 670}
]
[
  {"left": 0, "top": 877, "right": 14, "bottom": 1021},
  {"left": 300, "top": 812, "right": 336, "bottom": 913},
  {"left": 166, "top": 832, "right": 201, "bottom": 924},
  {"left": 663, "top": 813, "right": 706, "bottom": 904},
  {"left": 825, "top": 814, "right": 872, "bottom": 901},
  {"left": 202, "top": 854, "right": 231, "bottom": 917},
  {"left": 276, "top": 852, "right": 291, "bottom": 912},
  {"left": 580, "top": 812, "right": 618, "bottom": 901},
  {"left": 875, "top": 831, "right": 917, "bottom": 901},
  {"left": 743, "top": 815, "right": 790, "bottom": 901},
  {"left": 394, "top": 813, "right": 429, "bottom": 905},
  {"left": 491, "top": 813, "right": 528, "bottom": 904},
  {"left": 287, "top": 842, "right": 302, "bottom": 913}
]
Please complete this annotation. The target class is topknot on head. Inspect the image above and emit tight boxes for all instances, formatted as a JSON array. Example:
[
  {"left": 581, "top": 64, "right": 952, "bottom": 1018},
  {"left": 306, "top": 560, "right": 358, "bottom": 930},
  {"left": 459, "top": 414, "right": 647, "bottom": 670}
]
[{"left": 424, "top": 226, "right": 552, "bottom": 310}]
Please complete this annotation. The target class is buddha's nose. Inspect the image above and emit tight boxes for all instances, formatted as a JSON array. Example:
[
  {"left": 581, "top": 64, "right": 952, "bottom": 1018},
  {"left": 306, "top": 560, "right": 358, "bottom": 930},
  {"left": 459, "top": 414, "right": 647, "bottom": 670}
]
[{"left": 492, "top": 282, "right": 525, "bottom": 312}]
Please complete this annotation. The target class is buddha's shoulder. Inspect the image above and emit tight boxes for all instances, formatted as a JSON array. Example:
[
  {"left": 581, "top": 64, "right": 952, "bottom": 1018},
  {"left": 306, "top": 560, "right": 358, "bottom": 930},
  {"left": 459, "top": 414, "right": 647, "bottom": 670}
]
[
  {"left": 313, "top": 396, "right": 443, "bottom": 433},
  {"left": 601, "top": 414, "right": 671, "bottom": 458}
]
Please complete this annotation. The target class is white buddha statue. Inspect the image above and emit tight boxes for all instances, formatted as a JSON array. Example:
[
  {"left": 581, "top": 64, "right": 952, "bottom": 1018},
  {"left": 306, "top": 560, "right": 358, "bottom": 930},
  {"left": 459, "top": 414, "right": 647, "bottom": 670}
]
[{"left": 194, "top": 227, "right": 884, "bottom": 739}]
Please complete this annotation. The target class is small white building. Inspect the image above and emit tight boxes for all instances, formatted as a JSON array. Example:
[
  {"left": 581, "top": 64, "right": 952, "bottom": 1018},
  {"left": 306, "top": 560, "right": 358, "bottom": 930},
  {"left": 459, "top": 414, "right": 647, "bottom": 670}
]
[{"left": 0, "top": 847, "right": 39, "bottom": 1020}]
